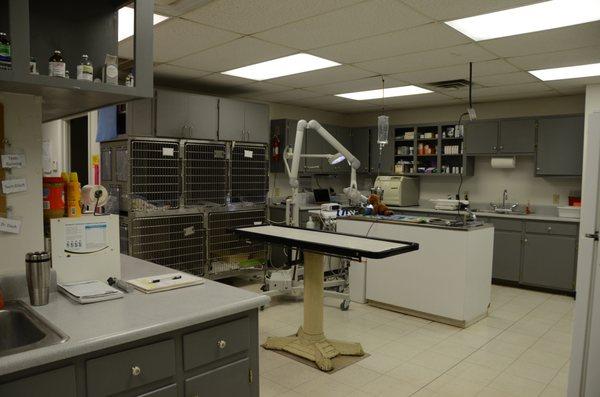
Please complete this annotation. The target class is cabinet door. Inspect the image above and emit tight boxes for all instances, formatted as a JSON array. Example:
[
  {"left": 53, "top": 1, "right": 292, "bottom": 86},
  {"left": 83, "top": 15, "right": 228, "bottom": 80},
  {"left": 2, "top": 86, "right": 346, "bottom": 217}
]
[
  {"left": 244, "top": 102, "right": 270, "bottom": 143},
  {"left": 127, "top": 98, "right": 154, "bottom": 136},
  {"left": 492, "top": 231, "right": 522, "bottom": 282},
  {"left": 351, "top": 128, "right": 371, "bottom": 173},
  {"left": 187, "top": 94, "right": 218, "bottom": 140},
  {"left": 185, "top": 358, "right": 251, "bottom": 397},
  {"left": 155, "top": 89, "right": 189, "bottom": 137},
  {"left": 536, "top": 116, "right": 584, "bottom": 176},
  {"left": 305, "top": 124, "right": 327, "bottom": 172},
  {"left": 0, "top": 366, "right": 76, "bottom": 397},
  {"left": 522, "top": 234, "right": 577, "bottom": 291},
  {"left": 370, "top": 127, "right": 394, "bottom": 174},
  {"left": 499, "top": 119, "right": 535, "bottom": 153},
  {"left": 464, "top": 121, "right": 499, "bottom": 154},
  {"left": 218, "top": 98, "right": 245, "bottom": 141}
]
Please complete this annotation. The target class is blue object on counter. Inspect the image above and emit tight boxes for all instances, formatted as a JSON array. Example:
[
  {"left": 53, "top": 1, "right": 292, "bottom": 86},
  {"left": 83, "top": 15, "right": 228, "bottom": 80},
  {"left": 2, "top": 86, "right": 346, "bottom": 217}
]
[{"left": 96, "top": 106, "right": 117, "bottom": 142}]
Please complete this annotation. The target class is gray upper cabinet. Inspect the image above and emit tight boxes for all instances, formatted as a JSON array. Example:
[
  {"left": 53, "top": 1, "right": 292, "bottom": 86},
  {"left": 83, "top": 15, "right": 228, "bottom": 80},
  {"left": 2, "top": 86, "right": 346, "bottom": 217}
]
[
  {"left": 536, "top": 115, "right": 584, "bottom": 176},
  {"left": 126, "top": 98, "right": 154, "bottom": 136},
  {"left": 219, "top": 98, "right": 270, "bottom": 143},
  {"left": 499, "top": 119, "right": 536, "bottom": 153},
  {"left": 370, "top": 127, "right": 394, "bottom": 174},
  {"left": 305, "top": 125, "right": 327, "bottom": 172},
  {"left": 328, "top": 126, "right": 352, "bottom": 173},
  {"left": 351, "top": 128, "right": 371, "bottom": 173},
  {"left": 155, "top": 89, "right": 218, "bottom": 139},
  {"left": 465, "top": 121, "right": 499, "bottom": 154}
]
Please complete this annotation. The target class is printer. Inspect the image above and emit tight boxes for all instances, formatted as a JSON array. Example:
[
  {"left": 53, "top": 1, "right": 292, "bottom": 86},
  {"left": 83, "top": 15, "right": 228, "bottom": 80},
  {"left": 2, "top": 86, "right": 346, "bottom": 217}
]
[{"left": 373, "top": 176, "right": 419, "bottom": 206}]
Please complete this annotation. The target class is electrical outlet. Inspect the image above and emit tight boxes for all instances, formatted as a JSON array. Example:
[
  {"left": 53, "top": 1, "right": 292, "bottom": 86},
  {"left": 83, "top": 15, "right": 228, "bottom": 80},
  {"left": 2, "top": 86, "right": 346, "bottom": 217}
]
[{"left": 553, "top": 194, "right": 560, "bottom": 205}]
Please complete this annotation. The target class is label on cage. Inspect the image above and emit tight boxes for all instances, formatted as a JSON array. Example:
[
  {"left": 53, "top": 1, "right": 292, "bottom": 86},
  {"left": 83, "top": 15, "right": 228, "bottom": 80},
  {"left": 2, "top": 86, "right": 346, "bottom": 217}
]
[
  {"left": 1, "top": 154, "right": 25, "bottom": 168},
  {"left": 213, "top": 150, "right": 225, "bottom": 159},
  {"left": 183, "top": 226, "right": 195, "bottom": 236},
  {"left": 244, "top": 150, "right": 253, "bottom": 158},
  {"left": 253, "top": 221, "right": 262, "bottom": 225},
  {"left": 0, "top": 217, "right": 21, "bottom": 234},
  {"left": 162, "top": 147, "right": 175, "bottom": 157},
  {"left": 2, "top": 178, "right": 27, "bottom": 194}
]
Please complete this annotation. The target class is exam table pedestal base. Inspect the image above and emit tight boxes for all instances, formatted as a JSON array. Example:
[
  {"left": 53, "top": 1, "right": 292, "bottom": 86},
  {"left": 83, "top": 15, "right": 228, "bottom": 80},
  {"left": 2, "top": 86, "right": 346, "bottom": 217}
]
[{"left": 262, "top": 252, "right": 364, "bottom": 371}]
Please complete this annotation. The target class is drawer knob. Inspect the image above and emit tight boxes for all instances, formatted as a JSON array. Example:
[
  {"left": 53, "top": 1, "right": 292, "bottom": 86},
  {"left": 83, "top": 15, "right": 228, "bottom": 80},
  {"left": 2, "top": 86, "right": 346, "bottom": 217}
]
[
  {"left": 548, "top": 227, "right": 552, "bottom": 231},
  {"left": 131, "top": 366, "right": 141, "bottom": 376},
  {"left": 217, "top": 340, "right": 227, "bottom": 349}
]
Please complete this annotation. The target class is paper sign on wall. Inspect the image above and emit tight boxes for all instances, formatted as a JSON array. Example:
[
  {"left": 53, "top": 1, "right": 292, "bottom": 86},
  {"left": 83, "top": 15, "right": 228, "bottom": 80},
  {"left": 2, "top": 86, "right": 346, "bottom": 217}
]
[
  {"left": 1, "top": 154, "right": 26, "bottom": 168},
  {"left": 2, "top": 178, "right": 27, "bottom": 194},
  {"left": 0, "top": 217, "right": 22, "bottom": 234},
  {"left": 244, "top": 150, "right": 253, "bottom": 158}
]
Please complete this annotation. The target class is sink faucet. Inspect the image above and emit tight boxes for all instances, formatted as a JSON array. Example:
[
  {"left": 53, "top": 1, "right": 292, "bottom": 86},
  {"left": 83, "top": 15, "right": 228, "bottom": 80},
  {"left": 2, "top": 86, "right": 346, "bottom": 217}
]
[{"left": 502, "top": 189, "right": 508, "bottom": 209}]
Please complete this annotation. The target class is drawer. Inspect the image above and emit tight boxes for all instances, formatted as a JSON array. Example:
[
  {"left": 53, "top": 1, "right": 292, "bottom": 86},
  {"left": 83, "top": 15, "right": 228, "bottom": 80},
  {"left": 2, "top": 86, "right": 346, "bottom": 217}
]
[
  {"left": 185, "top": 358, "right": 251, "bottom": 397},
  {"left": 183, "top": 317, "right": 249, "bottom": 371},
  {"left": 87, "top": 339, "right": 176, "bottom": 397},
  {"left": 526, "top": 221, "right": 578, "bottom": 236},
  {"left": 488, "top": 218, "right": 523, "bottom": 232},
  {"left": 0, "top": 366, "right": 76, "bottom": 397},
  {"left": 138, "top": 384, "right": 177, "bottom": 397}
]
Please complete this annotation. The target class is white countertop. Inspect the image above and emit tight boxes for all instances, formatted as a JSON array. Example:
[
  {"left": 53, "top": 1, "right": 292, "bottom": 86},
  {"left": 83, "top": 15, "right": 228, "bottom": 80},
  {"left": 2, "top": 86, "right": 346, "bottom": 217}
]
[
  {"left": 391, "top": 206, "right": 580, "bottom": 223},
  {"left": 0, "top": 255, "right": 269, "bottom": 377}
]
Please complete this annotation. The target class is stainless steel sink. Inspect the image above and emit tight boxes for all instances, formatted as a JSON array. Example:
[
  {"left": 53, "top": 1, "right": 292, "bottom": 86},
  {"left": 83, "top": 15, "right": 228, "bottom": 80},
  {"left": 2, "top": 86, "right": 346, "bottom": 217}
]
[{"left": 0, "top": 300, "right": 68, "bottom": 357}]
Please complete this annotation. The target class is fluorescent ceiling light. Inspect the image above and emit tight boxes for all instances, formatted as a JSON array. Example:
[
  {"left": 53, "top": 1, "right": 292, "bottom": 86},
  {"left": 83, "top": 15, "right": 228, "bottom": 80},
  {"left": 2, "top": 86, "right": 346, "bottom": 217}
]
[
  {"left": 529, "top": 62, "right": 600, "bottom": 81},
  {"left": 118, "top": 7, "right": 169, "bottom": 42},
  {"left": 445, "top": 0, "right": 600, "bottom": 41},
  {"left": 221, "top": 53, "right": 340, "bottom": 81},
  {"left": 336, "top": 86, "right": 432, "bottom": 101}
]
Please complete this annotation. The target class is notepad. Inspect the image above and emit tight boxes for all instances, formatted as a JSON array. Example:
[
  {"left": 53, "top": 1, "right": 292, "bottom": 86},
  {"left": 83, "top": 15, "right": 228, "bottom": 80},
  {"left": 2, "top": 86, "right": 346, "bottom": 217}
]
[
  {"left": 126, "top": 272, "right": 204, "bottom": 294},
  {"left": 58, "top": 280, "right": 124, "bottom": 304}
]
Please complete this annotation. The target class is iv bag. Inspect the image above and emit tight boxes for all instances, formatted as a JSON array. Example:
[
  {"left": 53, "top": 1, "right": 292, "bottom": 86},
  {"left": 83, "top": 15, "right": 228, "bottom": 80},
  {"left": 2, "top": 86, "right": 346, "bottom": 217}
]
[{"left": 377, "top": 115, "right": 389, "bottom": 146}]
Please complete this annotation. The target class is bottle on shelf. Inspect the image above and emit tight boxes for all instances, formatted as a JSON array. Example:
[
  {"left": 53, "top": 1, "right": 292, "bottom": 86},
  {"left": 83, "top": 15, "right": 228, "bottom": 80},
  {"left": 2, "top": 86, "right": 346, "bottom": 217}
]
[
  {"left": 125, "top": 69, "right": 134, "bottom": 87},
  {"left": 0, "top": 32, "right": 11, "bottom": 70},
  {"left": 29, "top": 57, "right": 38, "bottom": 74},
  {"left": 49, "top": 50, "right": 66, "bottom": 78},
  {"left": 77, "top": 55, "right": 93, "bottom": 81}
]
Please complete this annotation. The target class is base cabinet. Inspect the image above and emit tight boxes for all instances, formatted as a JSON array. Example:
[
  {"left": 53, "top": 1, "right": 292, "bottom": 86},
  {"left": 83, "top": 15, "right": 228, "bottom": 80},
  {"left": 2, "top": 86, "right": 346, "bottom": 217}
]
[
  {"left": 522, "top": 234, "right": 577, "bottom": 291},
  {"left": 185, "top": 358, "right": 251, "bottom": 397},
  {"left": 492, "top": 231, "right": 522, "bottom": 282}
]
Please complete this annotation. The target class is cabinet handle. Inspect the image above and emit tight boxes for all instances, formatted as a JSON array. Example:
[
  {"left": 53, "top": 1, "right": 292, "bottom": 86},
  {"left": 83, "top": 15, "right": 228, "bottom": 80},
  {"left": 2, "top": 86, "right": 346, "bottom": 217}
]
[
  {"left": 492, "top": 146, "right": 497, "bottom": 151},
  {"left": 499, "top": 146, "right": 504, "bottom": 150},
  {"left": 217, "top": 340, "right": 227, "bottom": 349},
  {"left": 547, "top": 226, "right": 552, "bottom": 232},
  {"left": 524, "top": 238, "right": 528, "bottom": 243},
  {"left": 131, "top": 366, "right": 141, "bottom": 376}
]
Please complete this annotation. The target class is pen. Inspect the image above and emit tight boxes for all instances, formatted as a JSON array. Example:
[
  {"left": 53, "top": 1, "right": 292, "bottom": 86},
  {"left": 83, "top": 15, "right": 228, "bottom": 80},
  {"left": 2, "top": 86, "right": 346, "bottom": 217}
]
[{"left": 150, "top": 275, "right": 182, "bottom": 283}]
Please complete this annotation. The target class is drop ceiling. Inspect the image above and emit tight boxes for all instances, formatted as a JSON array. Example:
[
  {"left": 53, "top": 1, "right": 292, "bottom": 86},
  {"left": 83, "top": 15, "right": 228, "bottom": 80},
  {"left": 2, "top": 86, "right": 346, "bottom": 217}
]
[{"left": 119, "top": 0, "right": 600, "bottom": 114}]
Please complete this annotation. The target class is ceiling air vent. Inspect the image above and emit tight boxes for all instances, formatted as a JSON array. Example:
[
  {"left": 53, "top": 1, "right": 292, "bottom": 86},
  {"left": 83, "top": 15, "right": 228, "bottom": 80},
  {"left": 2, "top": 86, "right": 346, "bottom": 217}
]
[{"left": 426, "top": 79, "right": 472, "bottom": 90}]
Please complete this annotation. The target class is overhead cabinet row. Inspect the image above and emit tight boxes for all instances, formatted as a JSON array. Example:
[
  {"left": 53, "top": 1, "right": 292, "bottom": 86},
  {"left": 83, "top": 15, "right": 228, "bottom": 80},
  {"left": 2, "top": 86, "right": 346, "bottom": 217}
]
[{"left": 125, "top": 89, "right": 270, "bottom": 143}]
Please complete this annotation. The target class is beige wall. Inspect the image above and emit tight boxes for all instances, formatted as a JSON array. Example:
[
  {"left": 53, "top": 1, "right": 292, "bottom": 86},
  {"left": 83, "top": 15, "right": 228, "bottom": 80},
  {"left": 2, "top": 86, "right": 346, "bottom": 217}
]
[
  {"left": 268, "top": 102, "right": 347, "bottom": 126},
  {"left": 0, "top": 92, "right": 44, "bottom": 274}
]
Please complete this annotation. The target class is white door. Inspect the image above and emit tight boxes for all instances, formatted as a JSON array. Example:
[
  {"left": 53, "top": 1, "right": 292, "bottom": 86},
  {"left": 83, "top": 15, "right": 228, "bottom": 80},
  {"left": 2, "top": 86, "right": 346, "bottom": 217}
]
[{"left": 569, "top": 112, "right": 600, "bottom": 396}]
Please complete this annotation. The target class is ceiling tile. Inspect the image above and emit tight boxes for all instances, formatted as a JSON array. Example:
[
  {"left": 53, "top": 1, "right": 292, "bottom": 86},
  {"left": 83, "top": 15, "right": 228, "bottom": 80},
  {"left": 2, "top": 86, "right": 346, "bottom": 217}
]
[
  {"left": 152, "top": 18, "right": 240, "bottom": 63},
  {"left": 544, "top": 76, "right": 600, "bottom": 95},
  {"left": 183, "top": 0, "right": 363, "bottom": 35},
  {"left": 285, "top": 95, "right": 380, "bottom": 112},
  {"left": 355, "top": 44, "right": 497, "bottom": 75},
  {"left": 479, "top": 22, "right": 600, "bottom": 58},
  {"left": 400, "top": 0, "right": 542, "bottom": 21},
  {"left": 309, "top": 22, "right": 470, "bottom": 64},
  {"left": 235, "top": 82, "right": 298, "bottom": 98},
  {"left": 154, "top": 64, "right": 211, "bottom": 80},
  {"left": 267, "top": 65, "right": 375, "bottom": 88},
  {"left": 366, "top": 92, "right": 460, "bottom": 107},
  {"left": 254, "top": 0, "right": 431, "bottom": 50},
  {"left": 309, "top": 76, "right": 407, "bottom": 95},
  {"left": 391, "top": 59, "right": 517, "bottom": 84},
  {"left": 473, "top": 91, "right": 559, "bottom": 103},
  {"left": 474, "top": 71, "right": 539, "bottom": 87},
  {"left": 448, "top": 82, "right": 553, "bottom": 99},
  {"left": 171, "top": 37, "right": 295, "bottom": 73},
  {"left": 508, "top": 46, "right": 600, "bottom": 70},
  {"left": 249, "top": 89, "right": 323, "bottom": 102}
]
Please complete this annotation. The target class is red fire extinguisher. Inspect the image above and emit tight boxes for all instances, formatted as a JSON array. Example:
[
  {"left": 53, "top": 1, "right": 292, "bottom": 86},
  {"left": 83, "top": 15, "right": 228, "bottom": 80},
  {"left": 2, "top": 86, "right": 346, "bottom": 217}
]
[{"left": 272, "top": 133, "right": 281, "bottom": 161}]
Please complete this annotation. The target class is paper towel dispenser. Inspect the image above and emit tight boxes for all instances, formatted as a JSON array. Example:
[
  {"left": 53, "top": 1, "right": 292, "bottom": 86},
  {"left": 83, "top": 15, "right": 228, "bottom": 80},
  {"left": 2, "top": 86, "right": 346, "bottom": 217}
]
[{"left": 491, "top": 157, "right": 516, "bottom": 169}]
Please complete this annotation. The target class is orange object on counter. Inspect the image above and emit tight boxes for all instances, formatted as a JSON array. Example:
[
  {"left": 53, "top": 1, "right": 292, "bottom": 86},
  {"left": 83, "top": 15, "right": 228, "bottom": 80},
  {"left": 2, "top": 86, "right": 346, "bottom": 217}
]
[
  {"left": 42, "top": 177, "right": 65, "bottom": 219},
  {"left": 66, "top": 172, "right": 81, "bottom": 217}
]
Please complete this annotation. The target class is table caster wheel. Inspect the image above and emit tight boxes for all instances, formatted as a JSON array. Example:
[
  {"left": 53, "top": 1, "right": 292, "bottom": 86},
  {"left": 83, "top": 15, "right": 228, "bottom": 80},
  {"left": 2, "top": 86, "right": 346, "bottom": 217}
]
[
  {"left": 340, "top": 299, "right": 350, "bottom": 311},
  {"left": 260, "top": 306, "right": 265, "bottom": 311}
]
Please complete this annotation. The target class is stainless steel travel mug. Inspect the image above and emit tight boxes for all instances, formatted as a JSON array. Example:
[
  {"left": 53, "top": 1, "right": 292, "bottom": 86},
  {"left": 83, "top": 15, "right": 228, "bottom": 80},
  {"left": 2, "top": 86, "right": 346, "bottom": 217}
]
[{"left": 25, "top": 252, "right": 51, "bottom": 306}]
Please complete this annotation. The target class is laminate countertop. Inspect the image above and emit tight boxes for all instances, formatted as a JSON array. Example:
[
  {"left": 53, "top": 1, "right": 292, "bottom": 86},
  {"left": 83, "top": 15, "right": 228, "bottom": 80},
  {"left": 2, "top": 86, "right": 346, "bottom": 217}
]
[
  {"left": 0, "top": 255, "right": 269, "bottom": 377},
  {"left": 390, "top": 206, "right": 580, "bottom": 223}
]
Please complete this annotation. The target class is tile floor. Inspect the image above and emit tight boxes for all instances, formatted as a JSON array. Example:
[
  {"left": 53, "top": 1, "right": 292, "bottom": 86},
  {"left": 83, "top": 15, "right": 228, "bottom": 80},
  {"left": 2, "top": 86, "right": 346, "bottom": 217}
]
[{"left": 257, "top": 285, "right": 574, "bottom": 397}]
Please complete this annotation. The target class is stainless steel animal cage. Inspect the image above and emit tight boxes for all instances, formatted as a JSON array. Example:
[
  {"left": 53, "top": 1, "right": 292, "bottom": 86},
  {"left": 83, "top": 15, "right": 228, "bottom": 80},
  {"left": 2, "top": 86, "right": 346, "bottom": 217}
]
[
  {"left": 100, "top": 137, "right": 182, "bottom": 212},
  {"left": 183, "top": 140, "right": 228, "bottom": 207},
  {"left": 205, "top": 208, "right": 267, "bottom": 279},
  {"left": 128, "top": 211, "right": 205, "bottom": 276},
  {"left": 230, "top": 142, "right": 268, "bottom": 204}
]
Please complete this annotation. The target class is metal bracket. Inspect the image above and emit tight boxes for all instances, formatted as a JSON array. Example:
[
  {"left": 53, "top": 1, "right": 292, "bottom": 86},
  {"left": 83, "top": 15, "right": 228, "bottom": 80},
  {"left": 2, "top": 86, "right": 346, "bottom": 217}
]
[{"left": 585, "top": 231, "right": 599, "bottom": 241}]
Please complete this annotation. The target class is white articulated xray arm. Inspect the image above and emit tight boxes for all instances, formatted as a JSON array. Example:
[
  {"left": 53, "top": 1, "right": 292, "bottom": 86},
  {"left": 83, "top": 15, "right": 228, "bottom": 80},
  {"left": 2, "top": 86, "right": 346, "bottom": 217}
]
[{"left": 288, "top": 119, "right": 307, "bottom": 189}]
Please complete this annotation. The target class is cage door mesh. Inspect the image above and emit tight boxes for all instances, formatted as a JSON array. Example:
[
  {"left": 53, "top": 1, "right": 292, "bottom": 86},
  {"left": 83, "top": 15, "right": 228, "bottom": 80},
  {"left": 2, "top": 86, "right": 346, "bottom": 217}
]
[
  {"left": 230, "top": 144, "right": 268, "bottom": 204},
  {"left": 184, "top": 142, "right": 228, "bottom": 206},
  {"left": 130, "top": 214, "right": 205, "bottom": 276},
  {"left": 130, "top": 140, "right": 181, "bottom": 210},
  {"left": 207, "top": 210, "right": 266, "bottom": 276}
]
